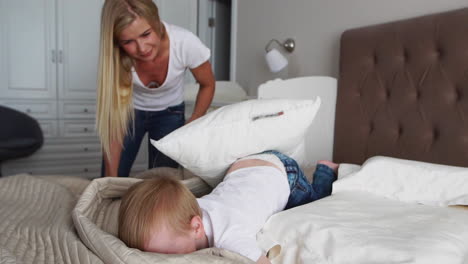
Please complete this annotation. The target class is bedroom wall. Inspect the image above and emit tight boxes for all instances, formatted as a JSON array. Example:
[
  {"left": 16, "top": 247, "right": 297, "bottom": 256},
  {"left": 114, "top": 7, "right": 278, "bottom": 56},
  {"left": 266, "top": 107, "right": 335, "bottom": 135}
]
[{"left": 235, "top": 0, "right": 468, "bottom": 95}]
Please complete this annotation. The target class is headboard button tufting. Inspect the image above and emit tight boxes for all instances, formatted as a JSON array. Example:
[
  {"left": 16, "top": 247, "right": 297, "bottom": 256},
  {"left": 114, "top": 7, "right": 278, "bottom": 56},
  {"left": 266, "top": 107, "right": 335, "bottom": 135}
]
[{"left": 334, "top": 8, "right": 468, "bottom": 167}]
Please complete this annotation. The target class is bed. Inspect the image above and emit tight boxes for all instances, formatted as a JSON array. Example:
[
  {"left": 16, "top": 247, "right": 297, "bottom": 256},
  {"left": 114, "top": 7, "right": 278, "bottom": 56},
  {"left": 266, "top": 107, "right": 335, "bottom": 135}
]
[
  {"left": 257, "top": 7, "right": 468, "bottom": 263},
  {"left": 1, "top": 7, "right": 468, "bottom": 264}
]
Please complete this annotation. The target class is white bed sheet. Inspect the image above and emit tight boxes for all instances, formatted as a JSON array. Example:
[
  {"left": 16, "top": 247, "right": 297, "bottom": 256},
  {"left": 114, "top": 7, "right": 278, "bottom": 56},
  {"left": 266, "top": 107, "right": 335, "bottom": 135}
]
[{"left": 258, "top": 191, "right": 468, "bottom": 264}]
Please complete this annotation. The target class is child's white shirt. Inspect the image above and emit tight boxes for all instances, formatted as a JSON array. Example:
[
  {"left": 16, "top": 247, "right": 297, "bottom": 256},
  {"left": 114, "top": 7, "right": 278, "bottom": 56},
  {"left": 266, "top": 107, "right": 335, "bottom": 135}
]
[{"left": 197, "top": 165, "right": 290, "bottom": 261}]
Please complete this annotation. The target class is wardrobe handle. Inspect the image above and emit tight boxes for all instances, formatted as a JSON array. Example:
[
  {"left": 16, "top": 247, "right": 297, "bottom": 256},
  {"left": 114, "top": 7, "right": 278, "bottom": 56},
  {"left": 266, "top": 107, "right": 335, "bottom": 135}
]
[
  {"left": 58, "top": 50, "right": 63, "bottom": 64},
  {"left": 51, "top": 50, "right": 57, "bottom": 63}
]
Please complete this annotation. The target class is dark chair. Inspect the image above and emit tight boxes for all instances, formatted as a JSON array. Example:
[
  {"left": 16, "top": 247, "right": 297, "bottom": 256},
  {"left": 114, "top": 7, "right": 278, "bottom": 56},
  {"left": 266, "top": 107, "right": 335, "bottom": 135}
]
[{"left": 0, "top": 105, "right": 44, "bottom": 176}]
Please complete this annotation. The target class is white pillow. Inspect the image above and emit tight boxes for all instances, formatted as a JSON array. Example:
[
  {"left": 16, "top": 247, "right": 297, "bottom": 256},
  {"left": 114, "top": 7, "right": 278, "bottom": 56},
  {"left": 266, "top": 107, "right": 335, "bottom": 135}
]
[
  {"left": 151, "top": 98, "right": 321, "bottom": 187},
  {"left": 333, "top": 156, "right": 468, "bottom": 206}
]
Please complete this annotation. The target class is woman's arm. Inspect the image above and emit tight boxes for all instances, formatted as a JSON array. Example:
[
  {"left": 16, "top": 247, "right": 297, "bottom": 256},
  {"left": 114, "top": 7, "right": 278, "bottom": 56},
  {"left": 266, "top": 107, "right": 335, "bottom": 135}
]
[
  {"left": 103, "top": 140, "right": 122, "bottom": 177},
  {"left": 187, "top": 61, "right": 215, "bottom": 123}
]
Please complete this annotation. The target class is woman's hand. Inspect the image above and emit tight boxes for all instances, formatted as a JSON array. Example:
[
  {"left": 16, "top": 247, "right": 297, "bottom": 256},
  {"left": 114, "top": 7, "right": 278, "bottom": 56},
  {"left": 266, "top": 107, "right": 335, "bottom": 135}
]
[
  {"left": 103, "top": 140, "right": 122, "bottom": 176},
  {"left": 188, "top": 61, "right": 215, "bottom": 124}
]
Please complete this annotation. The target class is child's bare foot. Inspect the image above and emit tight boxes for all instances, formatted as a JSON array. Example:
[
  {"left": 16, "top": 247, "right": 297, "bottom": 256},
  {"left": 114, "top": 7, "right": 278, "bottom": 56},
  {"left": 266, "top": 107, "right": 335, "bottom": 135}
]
[{"left": 318, "top": 160, "right": 339, "bottom": 174}]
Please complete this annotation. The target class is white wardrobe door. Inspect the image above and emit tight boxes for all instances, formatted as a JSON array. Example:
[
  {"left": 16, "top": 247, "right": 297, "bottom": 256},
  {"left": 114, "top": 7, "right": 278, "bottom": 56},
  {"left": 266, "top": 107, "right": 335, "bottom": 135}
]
[
  {"left": 0, "top": 0, "right": 57, "bottom": 99},
  {"left": 154, "top": 0, "right": 198, "bottom": 34},
  {"left": 58, "top": 0, "right": 104, "bottom": 99}
]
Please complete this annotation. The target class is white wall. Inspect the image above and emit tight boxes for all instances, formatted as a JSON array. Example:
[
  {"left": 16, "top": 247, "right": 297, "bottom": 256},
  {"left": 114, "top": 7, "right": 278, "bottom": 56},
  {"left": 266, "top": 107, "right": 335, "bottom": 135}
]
[{"left": 236, "top": 0, "right": 468, "bottom": 95}]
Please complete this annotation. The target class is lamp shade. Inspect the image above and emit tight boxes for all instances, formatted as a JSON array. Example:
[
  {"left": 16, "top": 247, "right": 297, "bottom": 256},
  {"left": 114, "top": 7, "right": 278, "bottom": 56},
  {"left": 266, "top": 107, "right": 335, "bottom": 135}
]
[{"left": 265, "top": 48, "right": 288, "bottom": 73}]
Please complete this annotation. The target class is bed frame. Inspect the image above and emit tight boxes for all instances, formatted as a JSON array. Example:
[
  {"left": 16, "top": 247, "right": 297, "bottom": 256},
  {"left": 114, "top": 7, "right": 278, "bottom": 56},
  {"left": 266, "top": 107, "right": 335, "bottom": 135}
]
[{"left": 333, "top": 7, "right": 468, "bottom": 167}]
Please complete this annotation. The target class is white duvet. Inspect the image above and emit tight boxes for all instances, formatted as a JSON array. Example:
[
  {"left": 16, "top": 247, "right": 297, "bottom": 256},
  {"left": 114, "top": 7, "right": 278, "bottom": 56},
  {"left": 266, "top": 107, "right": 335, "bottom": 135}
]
[
  {"left": 258, "top": 191, "right": 468, "bottom": 264},
  {"left": 258, "top": 157, "right": 468, "bottom": 264}
]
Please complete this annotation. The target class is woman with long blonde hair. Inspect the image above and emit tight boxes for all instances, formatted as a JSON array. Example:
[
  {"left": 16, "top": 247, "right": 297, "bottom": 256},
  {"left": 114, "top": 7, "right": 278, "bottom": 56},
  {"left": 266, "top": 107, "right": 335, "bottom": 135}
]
[{"left": 97, "top": 0, "right": 215, "bottom": 176}]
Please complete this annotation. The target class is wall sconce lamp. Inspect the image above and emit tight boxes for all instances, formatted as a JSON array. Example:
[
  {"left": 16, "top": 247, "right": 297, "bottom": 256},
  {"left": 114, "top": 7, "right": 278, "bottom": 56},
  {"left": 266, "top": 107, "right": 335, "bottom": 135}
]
[{"left": 264, "top": 38, "right": 296, "bottom": 72}]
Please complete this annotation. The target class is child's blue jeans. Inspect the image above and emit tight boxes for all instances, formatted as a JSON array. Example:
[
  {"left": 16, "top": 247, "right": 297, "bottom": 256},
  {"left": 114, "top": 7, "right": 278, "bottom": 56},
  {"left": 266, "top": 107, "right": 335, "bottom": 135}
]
[{"left": 263, "top": 150, "right": 337, "bottom": 210}]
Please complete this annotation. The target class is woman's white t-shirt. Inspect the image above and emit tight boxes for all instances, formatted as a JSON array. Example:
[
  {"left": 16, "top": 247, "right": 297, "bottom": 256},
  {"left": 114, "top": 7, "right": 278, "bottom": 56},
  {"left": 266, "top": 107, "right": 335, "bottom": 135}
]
[{"left": 132, "top": 22, "right": 210, "bottom": 111}]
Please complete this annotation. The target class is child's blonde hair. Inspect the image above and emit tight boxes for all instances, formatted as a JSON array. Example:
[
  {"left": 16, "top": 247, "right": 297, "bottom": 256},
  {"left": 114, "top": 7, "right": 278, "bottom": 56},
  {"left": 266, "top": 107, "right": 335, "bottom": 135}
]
[
  {"left": 96, "top": 0, "right": 166, "bottom": 160},
  {"left": 118, "top": 177, "right": 202, "bottom": 249}
]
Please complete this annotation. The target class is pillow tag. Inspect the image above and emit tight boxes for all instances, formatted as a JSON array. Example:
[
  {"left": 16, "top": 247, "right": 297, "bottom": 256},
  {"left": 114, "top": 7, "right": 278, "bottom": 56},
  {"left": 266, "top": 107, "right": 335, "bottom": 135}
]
[{"left": 252, "top": 111, "right": 284, "bottom": 121}]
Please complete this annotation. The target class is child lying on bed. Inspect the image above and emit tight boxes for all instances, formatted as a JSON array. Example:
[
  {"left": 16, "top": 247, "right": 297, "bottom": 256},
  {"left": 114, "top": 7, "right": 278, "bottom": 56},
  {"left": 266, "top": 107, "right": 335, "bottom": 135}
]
[{"left": 118, "top": 150, "right": 338, "bottom": 264}]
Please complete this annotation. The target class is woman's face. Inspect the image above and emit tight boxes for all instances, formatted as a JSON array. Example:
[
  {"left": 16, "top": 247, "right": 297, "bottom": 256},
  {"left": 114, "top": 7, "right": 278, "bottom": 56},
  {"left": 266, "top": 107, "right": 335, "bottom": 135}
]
[{"left": 118, "top": 17, "right": 161, "bottom": 62}]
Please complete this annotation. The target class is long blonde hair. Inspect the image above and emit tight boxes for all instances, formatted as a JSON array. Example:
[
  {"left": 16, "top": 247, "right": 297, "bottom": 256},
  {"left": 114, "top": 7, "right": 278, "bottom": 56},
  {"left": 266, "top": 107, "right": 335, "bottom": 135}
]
[
  {"left": 97, "top": 0, "right": 165, "bottom": 159},
  {"left": 118, "top": 177, "right": 202, "bottom": 250}
]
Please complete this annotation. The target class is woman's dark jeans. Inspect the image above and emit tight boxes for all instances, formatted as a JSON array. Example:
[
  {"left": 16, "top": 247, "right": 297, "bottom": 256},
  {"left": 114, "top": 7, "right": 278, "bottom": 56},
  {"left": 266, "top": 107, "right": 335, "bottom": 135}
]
[{"left": 101, "top": 102, "right": 185, "bottom": 177}]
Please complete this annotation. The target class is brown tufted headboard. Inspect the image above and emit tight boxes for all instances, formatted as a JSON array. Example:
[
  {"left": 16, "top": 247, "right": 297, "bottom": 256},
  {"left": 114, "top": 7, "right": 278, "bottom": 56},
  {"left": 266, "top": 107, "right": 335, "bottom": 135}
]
[{"left": 333, "top": 8, "right": 468, "bottom": 167}]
